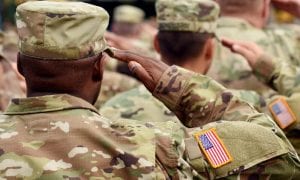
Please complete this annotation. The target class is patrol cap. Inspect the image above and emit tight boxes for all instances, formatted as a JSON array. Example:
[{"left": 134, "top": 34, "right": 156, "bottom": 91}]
[
  {"left": 156, "top": 0, "right": 220, "bottom": 33},
  {"left": 113, "top": 5, "right": 145, "bottom": 24},
  {"left": 16, "top": 1, "right": 109, "bottom": 60}
]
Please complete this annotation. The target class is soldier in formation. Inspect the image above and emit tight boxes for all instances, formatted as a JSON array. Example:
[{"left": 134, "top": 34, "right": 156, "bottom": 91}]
[{"left": 0, "top": 0, "right": 300, "bottom": 179}]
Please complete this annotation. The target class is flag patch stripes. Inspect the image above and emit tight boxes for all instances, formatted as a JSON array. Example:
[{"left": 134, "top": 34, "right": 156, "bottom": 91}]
[
  {"left": 269, "top": 98, "right": 296, "bottom": 129},
  {"left": 194, "top": 128, "right": 232, "bottom": 168}
]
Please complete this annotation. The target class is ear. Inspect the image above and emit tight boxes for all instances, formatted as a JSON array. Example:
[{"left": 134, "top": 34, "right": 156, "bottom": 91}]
[
  {"left": 17, "top": 53, "right": 24, "bottom": 76},
  {"left": 92, "top": 53, "right": 105, "bottom": 82},
  {"left": 262, "top": 0, "right": 270, "bottom": 20},
  {"left": 203, "top": 38, "right": 214, "bottom": 62},
  {"left": 153, "top": 33, "right": 161, "bottom": 54}
]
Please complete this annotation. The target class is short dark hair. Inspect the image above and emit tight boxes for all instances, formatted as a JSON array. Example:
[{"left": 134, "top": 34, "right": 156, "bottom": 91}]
[
  {"left": 157, "top": 31, "right": 212, "bottom": 65},
  {"left": 19, "top": 53, "right": 102, "bottom": 92}
]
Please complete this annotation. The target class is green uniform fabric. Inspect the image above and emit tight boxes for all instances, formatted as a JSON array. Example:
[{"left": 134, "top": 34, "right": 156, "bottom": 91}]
[
  {"left": 16, "top": 1, "right": 109, "bottom": 60},
  {"left": 156, "top": 0, "right": 219, "bottom": 33},
  {"left": 1, "top": 66, "right": 300, "bottom": 179},
  {"left": 207, "top": 17, "right": 300, "bottom": 99},
  {"left": 94, "top": 71, "right": 140, "bottom": 109},
  {"left": 251, "top": 55, "right": 300, "bottom": 155}
]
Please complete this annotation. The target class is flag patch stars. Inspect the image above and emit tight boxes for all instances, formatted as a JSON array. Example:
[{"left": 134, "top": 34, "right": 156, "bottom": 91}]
[
  {"left": 269, "top": 98, "right": 296, "bottom": 129},
  {"left": 194, "top": 128, "right": 232, "bottom": 168}
]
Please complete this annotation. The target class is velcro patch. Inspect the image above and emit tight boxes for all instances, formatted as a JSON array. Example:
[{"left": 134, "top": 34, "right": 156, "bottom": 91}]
[
  {"left": 269, "top": 98, "right": 296, "bottom": 129},
  {"left": 194, "top": 128, "right": 232, "bottom": 168}
]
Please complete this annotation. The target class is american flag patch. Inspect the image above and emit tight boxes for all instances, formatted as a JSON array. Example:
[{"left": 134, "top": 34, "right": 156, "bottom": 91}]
[
  {"left": 269, "top": 98, "right": 296, "bottom": 129},
  {"left": 194, "top": 128, "right": 232, "bottom": 168}
]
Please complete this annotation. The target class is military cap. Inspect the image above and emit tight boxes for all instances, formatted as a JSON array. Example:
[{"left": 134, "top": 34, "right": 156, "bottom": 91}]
[
  {"left": 156, "top": 0, "right": 220, "bottom": 33},
  {"left": 16, "top": 1, "right": 109, "bottom": 60},
  {"left": 113, "top": 5, "right": 145, "bottom": 24}
]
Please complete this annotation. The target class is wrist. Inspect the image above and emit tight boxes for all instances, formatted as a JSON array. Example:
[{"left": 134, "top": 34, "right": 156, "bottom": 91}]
[
  {"left": 252, "top": 54, "right": 276, "bottom": 83},
  {"left": 153, "top": 65, "right": 192, "bottom": 111}
]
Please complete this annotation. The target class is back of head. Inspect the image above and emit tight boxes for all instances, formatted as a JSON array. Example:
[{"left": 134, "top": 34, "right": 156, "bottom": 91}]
[
  {"left": 155, "top": 0, "right": 219, "bottom": 65},
  {"left": 16, "top": 1, "right": 109, "bottom": 101}
]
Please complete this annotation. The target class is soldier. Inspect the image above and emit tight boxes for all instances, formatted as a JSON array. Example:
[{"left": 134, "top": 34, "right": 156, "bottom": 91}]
[
  {"left": 1, "top": 0, "right": 299, "bottom": 179},
  {"left": 112, "top": 5, "right": 145, "bottom": 39},
  {"left": 95, "top": 7, "right": 144, "bottom": 108},
  {"left": 101, "top": 0, "right": 264, "bottom": 123},
  {"left": 222, "top": 37, "right": 300, "bottom": 154},
  {"left": 206, "top": 0, "right": 300, "bottom": 99},
  {"left": 107, "top": 5, "right": 157, "bottom": 76},
  {"left": 95, "top": 5, "right": 147, "bottom": 108}
]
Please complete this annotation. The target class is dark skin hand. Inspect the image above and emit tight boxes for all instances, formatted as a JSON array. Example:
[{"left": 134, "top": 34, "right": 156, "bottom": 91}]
[
  {"left": 106, "top": 49, "right": 168, "bottom": 92},
  {"left": 105, "top": 32, "right": 135, "bottom": 51}
]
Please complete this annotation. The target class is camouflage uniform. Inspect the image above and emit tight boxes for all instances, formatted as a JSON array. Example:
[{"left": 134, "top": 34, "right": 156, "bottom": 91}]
[
  {"left": 1, "top": 1, "right": 299, "bottom": 179},
  {"left": 105, "top": 5, "right": 146, "bottom": 72},
  {"left": 95, "top": 71, "right": 140, "bottom": 109},
  {"left": 207, "top": 16, "right": 300, "bottom": 99},
  {"left": 250, "top": 54, "right": 300, "bottom": 155},
  {"left": 2, "top": 66, "right": 300, "bottom": 179},
  {"left": 97, "top": 5, "right": 151, "bottom": 107}
]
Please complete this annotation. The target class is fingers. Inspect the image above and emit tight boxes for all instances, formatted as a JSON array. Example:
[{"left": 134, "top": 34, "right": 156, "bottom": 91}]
[
  {"left": 128, "top": 61, "right": 155, "bottom": 91},
  {"left": 111, "top": 49, "right": 150, "bottom": 65},
  {"left": 231, "top": 45, "right": 254, "bottom": 61},
  {"left": 221, "top": 38, "right": 235, "bottom": 51},
  {"left": 221, "top": 38, "right": 260, "bottom": 54}
]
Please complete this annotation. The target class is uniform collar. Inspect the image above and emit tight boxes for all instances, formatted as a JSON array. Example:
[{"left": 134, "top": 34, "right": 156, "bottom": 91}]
[{"left": 4, "top": 94, "right": 99, "bottom": 115}]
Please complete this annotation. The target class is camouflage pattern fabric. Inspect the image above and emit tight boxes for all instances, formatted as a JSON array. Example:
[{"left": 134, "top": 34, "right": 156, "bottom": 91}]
[
  {"left": 94, "top": 71, "right": 140, "bottom": 109},
  {"left": 156, "top": 0, "right": 219, "bottom": 33},
  {"left": 0, "top": 94, "right": 165, "bottom": 179},
  {"left": 1, "top": 66, "right": 300, "bottom": 179},
  {"left": 113, "top": 5, "right": 145, "bottom": 24},
  {"left": 0, "top": 55, "right": 25, "bottom": 112},
  {"left": 101, "top": 85, "right": 178, "bottom": 123},
  {"left": 152, "top": 66, "right": 300, "bottom": 178},
  {"left": 101, "top": 85, "right": 265, "bottom": 124},
  {"left": 251, "top": 55, "right": 300, "bottom": 155},
  {"left": 16, "top": 1, "right": 109, "bottom": 60},
  {"left": 207, "top": 17, "right": 300, "bottom": 99}
]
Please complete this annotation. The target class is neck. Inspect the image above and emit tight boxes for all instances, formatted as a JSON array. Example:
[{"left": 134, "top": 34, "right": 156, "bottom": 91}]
[
  {"left": 163, "top": 56, "right": 208, "bottom": 74},
  {"left": 27, "top": 89, "right": 96, "bottom": 105},
  {"left": 222, "top": 13, "right": 264, "bottom": 28}
]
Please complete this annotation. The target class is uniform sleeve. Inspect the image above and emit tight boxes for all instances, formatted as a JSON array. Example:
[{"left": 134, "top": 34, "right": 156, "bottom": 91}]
[
  {"left": 151, "top": 66, "right": 299, "bottom": 178},
  {"left": 153, "top": 66, "right": 271, "bottom": 128},
  {"left": 253, "top": 56, "right": 300, "bottom": 153},
  {"left": 252, "top": 54, "right": 300, "bottom": 96}
]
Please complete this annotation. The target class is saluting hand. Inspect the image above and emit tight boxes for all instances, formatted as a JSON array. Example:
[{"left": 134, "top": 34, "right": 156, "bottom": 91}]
[
  {"left": 107, "top": 49, "right": 168, "bottom": 92},
  {"left": 221, "top": 37, "right": 264, "bottom": 68}
]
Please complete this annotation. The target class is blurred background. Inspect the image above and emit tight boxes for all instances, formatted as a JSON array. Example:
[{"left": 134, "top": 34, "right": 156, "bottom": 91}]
[{"left": 0, "top": 0, "right": 157, "bottom": 30}]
